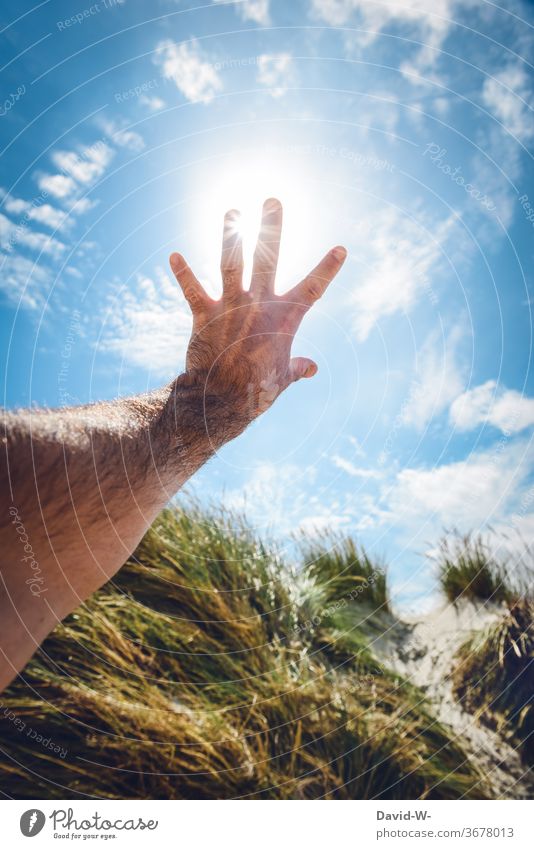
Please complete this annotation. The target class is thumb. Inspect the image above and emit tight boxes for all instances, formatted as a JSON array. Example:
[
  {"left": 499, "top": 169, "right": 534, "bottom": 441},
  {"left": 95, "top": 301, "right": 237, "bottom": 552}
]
[{"left": 288, "top": 357, "right": 318, "bottom": 383}]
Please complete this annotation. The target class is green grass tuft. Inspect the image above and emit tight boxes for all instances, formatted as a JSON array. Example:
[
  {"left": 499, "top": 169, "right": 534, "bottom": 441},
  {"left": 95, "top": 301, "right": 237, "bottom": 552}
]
[{"left": 437, "top": 534, "right": 515, "bottom": 605}]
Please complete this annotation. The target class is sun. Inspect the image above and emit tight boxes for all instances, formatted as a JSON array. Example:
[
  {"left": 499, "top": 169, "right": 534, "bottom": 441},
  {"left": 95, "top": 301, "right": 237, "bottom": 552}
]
[{"left": 188, "top": 150, "right": 328, "bottom": 297}]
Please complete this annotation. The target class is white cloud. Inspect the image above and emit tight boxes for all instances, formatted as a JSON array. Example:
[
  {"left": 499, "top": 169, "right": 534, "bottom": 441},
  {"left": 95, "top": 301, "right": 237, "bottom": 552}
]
[
  {"left": 70, "top": 197, "right": 96, "bottom": 215},
  {"left": 311, "top": 0, "right": 456, "bottom": 80},
  {"left": 52, "top": 142, "right": 114, "bottom": 184},
  {"left": 311, "top": 0, "right": 452, "bottom": 31},
  {"left": 154, "top": 39, "right": 222, "bottom": 104},
  {"left": 469, "top": 126, "right": 521, "bottom": 233},
  {"left": 482, "top": 64, "right": 534, "bottom": 143},
  {"left": 221, "top": 461, "right": 359, "bottom": 539},
  {"left": 139, "top": 94, "right": 166, "bottom": 111},
  {"left": 34, "top": 133, "right": 131, "bottom": 209},
  {"left": 0, "top": 188, "right": 67, "bottom": 230},
  {"left": 450, "top": 380, "right": 534, "bottom": 434},
  {"left": 16, "top": 229, "right": 66, "bottom": 258},
  {"left": 101, "top": 267, "right": 192, "bottom": 378},
  {"left": 219, "top": 459, "right": 377, "bottom": 540},
  {"left": 37, "top": 173, "right": 77, "bottom": 199},
  {"left": 0, "top": 193, "right": 27, "bottom": 215},
  {"left": 0, "top": 213, "right": 66, "bottom": 258},
  {"left": 100, "top": 119, "right": 145, "bottom": 152},
  {"left": 400, "top": 325, "right": 465, "bottom": 431},
  {"left": 65, "top": 265, "right": 83, "bottom": 279},
  {"left": 28, "top": 203, "right": 67, "bottom": 230},
  {"left": 0, "top": 251, "right": 52, "bottom": 309},
  {"left": 351, "top": 207, "right": 457, "bottom": 340},
  {"left": 213, "top": 0, "right": 269, "bottom": 25},
  {"left": 0, "top": 214, "right": 12, "bottom": 241},
  {"left": 257, "top": 53, "right": 293, "bottom": 97},
  {"left": 224, "top": 462, "right": 317, "bottom": 531},
  {"left": 298, "top": 512, "right": 350, "bottom": 534},
  {"left": 332, "top": 455, "right": 382, "bottom": 478},
  {"left": 381, "top": 437, "right": 534, "bottom": 539}
]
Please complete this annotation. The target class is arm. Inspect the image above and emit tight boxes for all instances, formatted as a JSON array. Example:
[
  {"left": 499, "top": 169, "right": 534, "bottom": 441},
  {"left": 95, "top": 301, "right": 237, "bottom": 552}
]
[{"left": 0, "top": 198, "right": 346, "bottom": 692}]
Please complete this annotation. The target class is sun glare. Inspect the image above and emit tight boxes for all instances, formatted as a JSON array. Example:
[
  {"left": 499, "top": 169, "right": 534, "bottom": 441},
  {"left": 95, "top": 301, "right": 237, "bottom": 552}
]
[{"left": 189, "top": 151, "right": 328, "bottom": 297}]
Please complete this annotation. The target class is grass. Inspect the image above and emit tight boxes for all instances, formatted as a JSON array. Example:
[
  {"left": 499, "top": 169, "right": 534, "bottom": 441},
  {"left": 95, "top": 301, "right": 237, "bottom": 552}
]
[
  {"left": 438, "top": 532, "right": 533, "bottom": 765},
  {"left": 0, "top": 506, "right": 488, "bottom": 800},
  {"left": 452, "top": 598, "right": 534, "bottom": 767},
  {"left": 295, "top": 533, "right": 390, "bottom": 665},
  {"left": 437, "top": 534, "right": 516, "bottom": 605}
]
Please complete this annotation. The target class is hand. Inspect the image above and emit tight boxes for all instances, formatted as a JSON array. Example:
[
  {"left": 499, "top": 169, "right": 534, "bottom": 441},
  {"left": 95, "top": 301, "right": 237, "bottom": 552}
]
[{"left": 169, "top": 197, "right": 346, "bottom": 423}]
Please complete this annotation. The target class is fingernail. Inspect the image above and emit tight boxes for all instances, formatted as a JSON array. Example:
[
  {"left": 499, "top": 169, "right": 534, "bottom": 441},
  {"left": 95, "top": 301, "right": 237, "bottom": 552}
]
[
  {"left": 331, "top": 246, "right": 347, "bottom": 261},
  {"left": 305, "top": 363, "right": 318, "bottom": 378},
  {"left": 264, "top": 197, "right": 282, "bottom": 211}
]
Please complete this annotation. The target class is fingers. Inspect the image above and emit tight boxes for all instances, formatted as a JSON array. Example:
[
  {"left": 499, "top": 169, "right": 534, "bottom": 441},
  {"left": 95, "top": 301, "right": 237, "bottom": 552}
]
[
  {"left": 283, "top": 246, "right": 347, "bottom": 315},
  {"left": 169, "top": 252, "right": 211, "bottom": 314},
  {"left": 250, "top": 197, "right": 283, "bottom": 298},
  {"left": 220, "top": 208, "right": 243, "bottom": 298},
  {"left": 288, "top": 357, "right": 318, "bottom": 383}
]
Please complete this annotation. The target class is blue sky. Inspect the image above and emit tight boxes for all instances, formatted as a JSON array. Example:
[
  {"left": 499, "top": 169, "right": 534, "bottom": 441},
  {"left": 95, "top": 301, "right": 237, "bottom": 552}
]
[{"left": 1, "top": 0, "right": 534, "bottom": 610}]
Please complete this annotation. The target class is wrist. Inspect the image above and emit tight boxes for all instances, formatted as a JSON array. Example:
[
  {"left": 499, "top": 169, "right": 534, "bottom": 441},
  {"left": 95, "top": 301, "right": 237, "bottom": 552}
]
[{"left": 158, "top": 370, "right": 252, "bottom": 477}]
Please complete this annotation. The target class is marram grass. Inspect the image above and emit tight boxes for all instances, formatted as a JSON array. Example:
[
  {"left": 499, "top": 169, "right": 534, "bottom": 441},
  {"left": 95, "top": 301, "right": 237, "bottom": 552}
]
[
  {"left": 452, "top": 598, "right": 534, "bottom": 767},
  {"left": 437, "top": 534, "right": 515, "bottom": 605},
  {"left": 0, "top": 507, "right": 488, "bottom": 799}
]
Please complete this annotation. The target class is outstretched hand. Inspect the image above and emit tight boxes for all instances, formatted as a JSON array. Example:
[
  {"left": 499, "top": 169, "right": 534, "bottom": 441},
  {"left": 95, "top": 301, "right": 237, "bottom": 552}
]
[{"left": 170, "top": 197, "right": 346, "bottom": 422}]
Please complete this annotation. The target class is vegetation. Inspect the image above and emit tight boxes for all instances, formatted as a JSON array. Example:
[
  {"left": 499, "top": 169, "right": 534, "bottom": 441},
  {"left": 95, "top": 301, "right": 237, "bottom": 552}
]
[
  {"left": 452, "top": 598, "right": 534, "bottom": 767},
  {"left": 0, "top": 507, "right": 487, "bottom": 800},
  {"left": 437, "top": 534, "right": 516, "bottom": 605},
  {"left": 439, "top": 533, "right": 534, "bottom": 767}
]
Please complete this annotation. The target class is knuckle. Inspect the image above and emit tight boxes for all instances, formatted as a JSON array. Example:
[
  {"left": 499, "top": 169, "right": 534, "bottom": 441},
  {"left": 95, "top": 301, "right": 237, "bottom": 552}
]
[
  {"left": 185, "top": 288, "right": 203, "bottom": 308},
  {"left": 222, "top": 269, "right": 239, "bottom": 285},
  {"left": 306, "top": 281, "right": 323, "bottom": 302}
]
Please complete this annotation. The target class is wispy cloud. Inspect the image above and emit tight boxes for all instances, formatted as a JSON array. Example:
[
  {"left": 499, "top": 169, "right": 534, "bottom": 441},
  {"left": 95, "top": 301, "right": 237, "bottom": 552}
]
[
  {"left": 0, "top": 251, "right": 52, "bottom": 309},
  {"left": 450, "top": 380, "right": 534, "bottom": 434},
  {"left": 311, "top": 0, "right": 457, "bottom": 81},
  {"left": 101, "top": 267, "right": 192, "bottom": 378},
  {"left": 213, "top": 0, "right": 270, "bottom": 26},
  {"left": 331, "top": 454, "right": 382, "bottom": 478},
  {"left": 224, "top": 461, "right": 318, "bottom": 533},
  {"left": 139, "top": 94, "right": 166, "bottom": 112},
  {"left": 36, "top": 141, "right": 115, "bottom": 201},
  {"left": 51, "top": 142, "right": 114, "bottom": 184},
  {"left": 257, "top": 53, "right": 293, "bottom": 97},
  {"left": 99, "top": 118, "right": 145, "bottom": 152},
  {"left": 400, "top": 324, "right": 465, "bottom": 431},
  {"left": 154, "top": 39, "right": 222, "bottom": 104},
  {"left": 219, "top": 458, "right": 378, "bottom": 539},
  {"left": 34, "top": 128, "right": 139, "bottom": 208},
  {"left": 351, "top": 207, "right": 457, "bottom": 341},
  {"left": 0, "top": 188, "right": 67, "bottom": 230},
  {"left": 221, "top": 461, "right": 361, "bottom": 538},
  {"left": 482, "top": 63, "right": 534, "bottom": 143},
  {"left": 0, "top": 212, "right": 66, "bottom": 258},
  {"left": 2, "top": 136, "right": 119, "bottom": 311}
]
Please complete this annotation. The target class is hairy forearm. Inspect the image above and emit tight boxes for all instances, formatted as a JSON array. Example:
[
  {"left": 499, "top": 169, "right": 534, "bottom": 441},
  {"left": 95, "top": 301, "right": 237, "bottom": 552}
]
[{"left": 0, "top": 373, "right": 249, "bottom": 691}]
